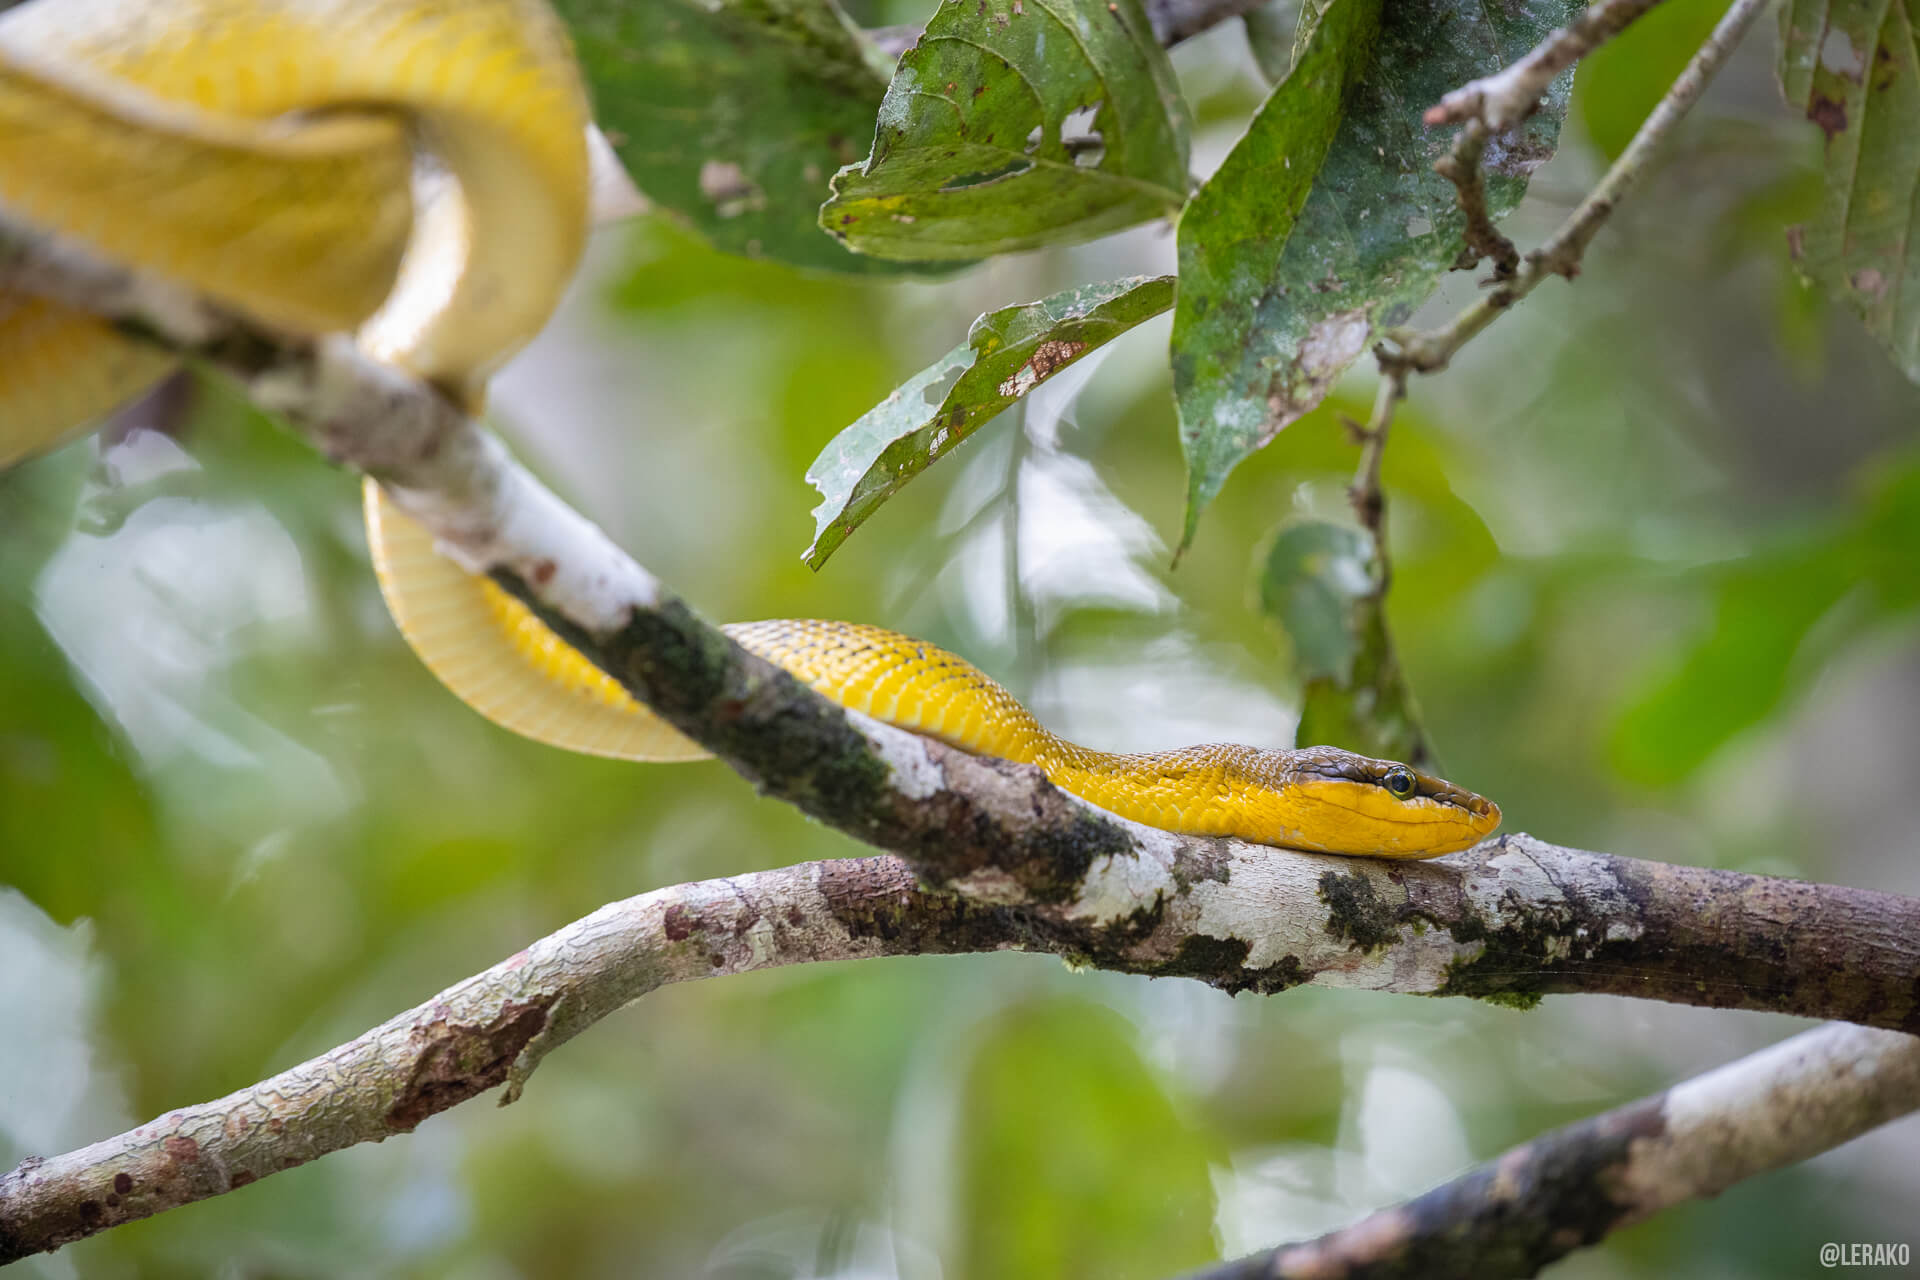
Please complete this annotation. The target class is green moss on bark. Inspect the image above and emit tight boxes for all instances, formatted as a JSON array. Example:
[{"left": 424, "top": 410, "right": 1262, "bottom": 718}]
[
  {"left": 1317, "top": 869, "right": 1399, "bottom": 951},
  {"left": 1153, "top": 935, "right": 1307, "bottom": 995}
]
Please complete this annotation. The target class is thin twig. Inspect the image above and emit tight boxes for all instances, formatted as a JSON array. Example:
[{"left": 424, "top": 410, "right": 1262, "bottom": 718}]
[
  {"left": 1433, "top": 120, "right": 1520, "bottom": 279},
  {"left": 1189, "top": 1022, "right": 1920, "bottom": 1280},
  {"left": 1345, "top": 355, "right": 1404, "bottom": 545},
  {"left": 1390, "top": 0, "right": 1769, "bottom": 373},
  {"left": 1426, "top": 0, "right": 1670, "bottom": 131}
]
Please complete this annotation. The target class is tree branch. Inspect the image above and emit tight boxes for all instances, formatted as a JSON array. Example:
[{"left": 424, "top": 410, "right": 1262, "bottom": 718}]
[
  {"left": 1189, "top": 1022, "right": 1920, "bottom": 1280},
  {"left": 1432, "top": 120, "right": 1520, "bottom": 280},
  {"left": 1426, "top": 0, "right": 1670, "bottom": 132},
  {"left": 0, "top": 858, "right": 964, "bottom": 1262},
  {"left": 1392, "top": 0, "right": 1769, "bottom": 373},
  {"left": 1343, "top": 357, "right": 1404, "bottom": 543},
  {"left": 5, "top": 836, "right": 1918, "bottom": 1262}
]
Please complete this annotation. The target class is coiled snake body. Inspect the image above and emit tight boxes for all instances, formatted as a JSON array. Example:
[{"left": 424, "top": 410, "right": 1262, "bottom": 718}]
[{"left": 0, "top": 0, "right": 1501, "bottom": 858}]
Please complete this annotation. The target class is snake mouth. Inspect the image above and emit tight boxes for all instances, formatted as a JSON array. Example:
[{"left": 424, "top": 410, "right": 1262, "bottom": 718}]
[
  {"left": 1443, "top": 788, "right": 1498, "bottom": 820},
  {"left": 1288, "top": 749, "right": 1496, "bottom": 819}
]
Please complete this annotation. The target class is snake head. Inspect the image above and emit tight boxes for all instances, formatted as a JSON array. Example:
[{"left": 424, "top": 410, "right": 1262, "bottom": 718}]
[{"left": 1268, "top": 747, "right": 1501, "bottom": 858}]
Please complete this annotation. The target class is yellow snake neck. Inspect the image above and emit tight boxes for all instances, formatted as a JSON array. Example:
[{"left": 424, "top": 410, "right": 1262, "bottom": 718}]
[{"left": 717, "top": 620, "right": 1500, "bottom": 856}]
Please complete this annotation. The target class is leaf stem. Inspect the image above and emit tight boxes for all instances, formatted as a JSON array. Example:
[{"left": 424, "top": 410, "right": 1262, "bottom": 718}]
[{"left": 1346, "top": 358, "right": 1404, "bottom": 557}]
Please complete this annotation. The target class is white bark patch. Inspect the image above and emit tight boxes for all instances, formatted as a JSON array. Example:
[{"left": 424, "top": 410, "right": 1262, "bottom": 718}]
[
  {"left": 854, "top": 715, "right": 944, "bottom": 800},
  {"left": 1620, "top": 1024, "right": 1920, "bottom": 1212},
  {"left": 1172, "top": 850, "right": 1479, "bottom": 990},
  {"left": 1181, "top": 851, "right": 1329, "bottom": 971},
  {"left": 1067, "top": 828, "right": 1181, "bottom": 925},
  {"left": 737, "top": 911, "right": 781, "bottom": 969},
  {"left": 950, "top": 866, "right": 1030, "bottom": 904},
  {"left": 1463, "top": 847, "right": 1566, "bottom": 923},
  {"left": 1464, "top": 838, "right": 1644, "bottom": 944},
  {"left": 1316, "top": 916, "right": 1477, "bottom": 992},
  {"left": 495, "top": 462, "right": 665, "bottom": 624}
]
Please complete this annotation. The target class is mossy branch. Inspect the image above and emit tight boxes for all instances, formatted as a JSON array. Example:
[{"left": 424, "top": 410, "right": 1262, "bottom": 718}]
[{"left": 3, "top": 828, "right": 1918, "bottom": 1259}]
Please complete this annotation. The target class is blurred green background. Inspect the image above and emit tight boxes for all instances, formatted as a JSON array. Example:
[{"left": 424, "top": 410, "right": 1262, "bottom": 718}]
[{"left": 4, "top": 3, "right": 1919, "bottom": 1275}]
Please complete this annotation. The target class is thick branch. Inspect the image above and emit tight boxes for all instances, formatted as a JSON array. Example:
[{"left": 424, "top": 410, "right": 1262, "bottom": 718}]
[
  {"left": 0, "top": 858, "right": 967, "bottom": 1262},
  {"left": 1190, "top": 1022, "right": 1920, "bottom": 1280}
]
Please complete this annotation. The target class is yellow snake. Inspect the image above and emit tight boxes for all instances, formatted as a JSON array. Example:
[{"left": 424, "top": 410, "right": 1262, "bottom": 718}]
[{"left": 0, "top": 0, "right": 1502, "bottom": 859}]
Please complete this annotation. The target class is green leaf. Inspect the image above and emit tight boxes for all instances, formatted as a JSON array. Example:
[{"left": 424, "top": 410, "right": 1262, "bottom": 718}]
[
  {"left": 803, "top": 275, "right": 1174, "bottom": 568},
  {"left": 1858, "top": 446, "right": 1920, "bottom": 610},
  {"left": 818, "top": 0, "right": 1191, "bottom": 260},
  {"left": 1254, "top": 519, "right": 1377, "bottom": 681},
  {"left": 956, "top": 999, "right": 1220, "bottom": 1279},
  {"left": 1253, "top": 518, "right": 1430, "bottom": 765},
  {"left": 554, "top": 0, "right": 939, "bottom": 275},
  {"left": 1610, "top": 445, "right": 1920, "bottom": 783},
  {"left": 1778, "top": 0, "right": 1920, "bottom": 382},
  {"left": 1172, "top": 0, "right": 1579, "bottom": 553},
  {"left": 1608, "top": 543, "right": 1853, "bottom": 784},
  {"left": 0, "top": 452, "right": 168, "bottom": 927}
]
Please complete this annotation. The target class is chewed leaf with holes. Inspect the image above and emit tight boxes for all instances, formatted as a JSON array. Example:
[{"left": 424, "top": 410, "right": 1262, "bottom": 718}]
[
  {"left": 1778, "top": 0, "right": 1920, "bottom": 382},
  {"left": 803, "top": 276, "right": 1173, "bottom": 568},
  {"left": 1254, "top": 518, "right": 1430, "bottom": 766},
  {"left": 1172, "top": 0, "right": 1579, "bottom": 553},
  {"left": 555, "top": 0, "right": 944, "bottom": 274},
  {"left": 818, "top": 0, "right": 1190, "bottom": 260}
]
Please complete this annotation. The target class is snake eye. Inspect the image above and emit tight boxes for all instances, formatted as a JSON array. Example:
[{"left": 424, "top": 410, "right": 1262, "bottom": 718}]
[{"left": 1383, "top": 767, "right": 1417, "bottom": 800}]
